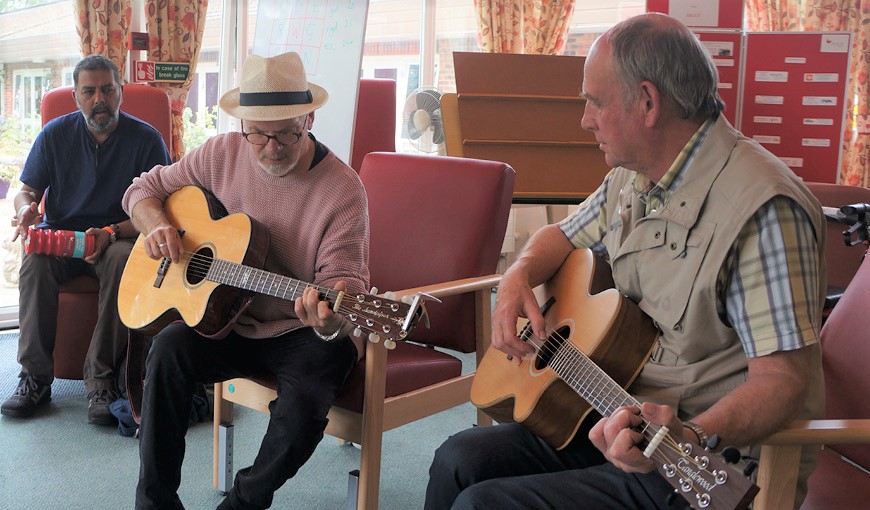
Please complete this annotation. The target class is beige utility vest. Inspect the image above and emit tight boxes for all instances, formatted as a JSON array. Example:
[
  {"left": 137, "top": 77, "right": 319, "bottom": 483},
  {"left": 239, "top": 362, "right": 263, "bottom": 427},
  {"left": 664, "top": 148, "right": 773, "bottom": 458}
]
[{"left": 599, "top": 117, "right": 826, "bottom": 504}]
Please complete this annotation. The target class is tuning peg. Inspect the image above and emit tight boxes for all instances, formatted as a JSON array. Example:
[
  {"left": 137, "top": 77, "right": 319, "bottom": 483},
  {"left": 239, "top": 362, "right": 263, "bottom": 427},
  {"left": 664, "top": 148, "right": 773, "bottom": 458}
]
[
  {"left": 706, "top": 434, "right": 721, "bottom": 451},
  {"left": 368, "top": 332, "right": 381, "bottom": 344},
  {"left": 353, "top": 327, "right": 362, "bottom": 338},
  {"left": 384, "top": 291, "right": 396, "bottom": 300},
  {"left": 721, "top": 446, "right": 741, "bottom": 464},
  {"left": 369, "top": 286, "right": 379, "bottom": 295},
  {"left": 384, "top": 339, "right": 396, "bottom": 350},
  {"left": 743, "top": 460, "right": 758, "bottom": 477},
  {"left": 402, "top": 295, "right": 415, "bottom": 304}
]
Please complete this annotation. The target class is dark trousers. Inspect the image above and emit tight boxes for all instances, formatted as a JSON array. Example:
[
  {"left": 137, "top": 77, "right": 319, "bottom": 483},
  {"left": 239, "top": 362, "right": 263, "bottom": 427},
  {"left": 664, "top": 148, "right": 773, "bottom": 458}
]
[
  {"left": 425, "top": 421, "right": 688, "bottom": 510},
  {"left": 17, "top": 239, "right": 133, "bottom": 393},
  {"left": 135, "top": 323, "right": 358, "bottom": 510}
]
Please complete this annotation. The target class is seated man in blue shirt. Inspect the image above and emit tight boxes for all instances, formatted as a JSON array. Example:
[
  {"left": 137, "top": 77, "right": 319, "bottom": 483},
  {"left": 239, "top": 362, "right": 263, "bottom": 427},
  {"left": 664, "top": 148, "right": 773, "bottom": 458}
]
[{"left": 1, "top": 54, "right": 171, "bottom": 425}]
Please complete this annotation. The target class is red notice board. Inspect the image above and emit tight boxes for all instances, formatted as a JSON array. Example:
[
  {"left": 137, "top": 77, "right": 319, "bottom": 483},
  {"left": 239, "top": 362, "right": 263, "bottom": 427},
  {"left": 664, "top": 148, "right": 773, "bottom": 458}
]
[
  {"left": 646, "top": 0, "right": 745, "bottom": 30},
  {"left": 740, "top": 32, "right": 851, "bottom": 183},
  {"left": 695, "top": 30, "right": 742, "bottom": 127}
]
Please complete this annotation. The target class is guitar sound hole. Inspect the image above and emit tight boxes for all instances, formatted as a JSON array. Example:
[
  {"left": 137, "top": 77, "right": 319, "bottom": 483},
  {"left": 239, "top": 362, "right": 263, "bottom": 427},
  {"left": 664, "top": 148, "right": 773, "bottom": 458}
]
[
  {"left": 534, "top": 325, "right": 571, "bottom": 371},
  {"left": 186, "top": 247, "right": 214, "bottom": 285}
]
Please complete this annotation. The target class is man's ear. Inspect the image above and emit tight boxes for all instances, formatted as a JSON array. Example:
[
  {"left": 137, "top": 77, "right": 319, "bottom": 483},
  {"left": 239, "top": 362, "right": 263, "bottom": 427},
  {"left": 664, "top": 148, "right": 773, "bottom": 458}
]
[{"left": 639, "top": 81, "right": 661, "bottom": 127}]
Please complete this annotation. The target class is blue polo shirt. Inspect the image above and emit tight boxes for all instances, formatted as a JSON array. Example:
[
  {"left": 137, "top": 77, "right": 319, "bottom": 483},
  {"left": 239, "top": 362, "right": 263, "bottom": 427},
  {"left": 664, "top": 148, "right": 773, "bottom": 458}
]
[{"left": 20, "top": 111, "right": 171, "bottom": 231}]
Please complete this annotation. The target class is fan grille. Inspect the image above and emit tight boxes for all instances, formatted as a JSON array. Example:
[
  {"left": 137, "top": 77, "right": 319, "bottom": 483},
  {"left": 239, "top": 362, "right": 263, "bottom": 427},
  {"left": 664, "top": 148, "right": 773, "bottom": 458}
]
[{"left": 402, "top": 87, "right": 445, "bottom": 153}]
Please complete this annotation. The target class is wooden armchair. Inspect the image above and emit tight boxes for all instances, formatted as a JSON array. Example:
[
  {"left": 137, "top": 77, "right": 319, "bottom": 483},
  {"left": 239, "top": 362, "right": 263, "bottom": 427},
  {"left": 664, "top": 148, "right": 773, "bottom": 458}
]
[
  {"left": 214, "top": 152, "right": 515, "bottom": 510},
  {"left": 38, "top": 84, "right": 171, "bottom": 379},
  {"left": 754, "top": 249, "right": 870, "bottom": 509}
]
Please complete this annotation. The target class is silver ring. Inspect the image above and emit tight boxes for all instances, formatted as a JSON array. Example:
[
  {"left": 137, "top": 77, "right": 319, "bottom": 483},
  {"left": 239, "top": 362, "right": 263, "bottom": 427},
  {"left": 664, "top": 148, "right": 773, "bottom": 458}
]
[{"left": 158, "top": 243, "right": 166, "bottom": 248}]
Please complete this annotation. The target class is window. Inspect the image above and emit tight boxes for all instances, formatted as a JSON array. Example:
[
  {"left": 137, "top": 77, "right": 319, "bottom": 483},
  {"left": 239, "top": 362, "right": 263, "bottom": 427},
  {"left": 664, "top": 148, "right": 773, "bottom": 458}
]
[
  {"left": 62, "top": 67, "right": 74, "bottom": 87},
  {"left": 13, "top": 69, "right": 50, "bottom": 120},
  {"left": 0, "top": 0, "right": 642, "bottom": 324}
]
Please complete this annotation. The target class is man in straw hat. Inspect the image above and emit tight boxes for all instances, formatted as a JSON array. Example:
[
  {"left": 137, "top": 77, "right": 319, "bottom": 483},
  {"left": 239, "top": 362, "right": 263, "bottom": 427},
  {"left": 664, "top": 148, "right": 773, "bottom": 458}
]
[{"left": 123, "top": 52, "right": 369, "bottom": 509}]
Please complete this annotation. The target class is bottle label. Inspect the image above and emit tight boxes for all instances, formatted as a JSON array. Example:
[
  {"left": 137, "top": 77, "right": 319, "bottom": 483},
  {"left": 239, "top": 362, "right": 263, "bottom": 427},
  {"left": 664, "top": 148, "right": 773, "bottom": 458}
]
[{"left": 72, "top": 231, "right": 87, "bottom": 258}]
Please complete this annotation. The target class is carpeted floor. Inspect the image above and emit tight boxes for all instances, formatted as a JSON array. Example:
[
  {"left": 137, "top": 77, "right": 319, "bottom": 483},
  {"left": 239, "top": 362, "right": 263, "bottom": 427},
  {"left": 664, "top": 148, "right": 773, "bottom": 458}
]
[{"left": 0, "top": 330, "right": 478, "bottom": 509}]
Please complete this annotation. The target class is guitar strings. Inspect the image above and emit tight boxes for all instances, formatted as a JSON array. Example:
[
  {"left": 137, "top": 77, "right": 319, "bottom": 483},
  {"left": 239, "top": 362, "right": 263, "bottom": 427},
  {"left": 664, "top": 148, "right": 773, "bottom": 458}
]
[
  {"left": 160, "top": 249, "right": 403, "bottom": 335},
  {"left": 173, "top": 250, "right": 712, "bottom": 471},
  {"left": 522, "top": 327, "right": 714, "bottom": 478},
  {"left": 170, "top": 249, "right": 344, "bottom": 300}
]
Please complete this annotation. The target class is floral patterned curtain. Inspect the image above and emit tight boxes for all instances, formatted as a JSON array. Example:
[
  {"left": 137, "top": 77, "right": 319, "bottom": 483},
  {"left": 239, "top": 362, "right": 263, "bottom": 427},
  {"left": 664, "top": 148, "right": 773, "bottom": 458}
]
[
  {"left": 746, "top": 0, "right": 869, "bottom": 186},
  {"left": 474, "top": 0, "right": 575, "bottom": 55},
  {"left": 73, "top": 0, "right": 133, "bottom": 77},
  {"left": 145, "top": 0, "right": 209, "bottom": 161}
]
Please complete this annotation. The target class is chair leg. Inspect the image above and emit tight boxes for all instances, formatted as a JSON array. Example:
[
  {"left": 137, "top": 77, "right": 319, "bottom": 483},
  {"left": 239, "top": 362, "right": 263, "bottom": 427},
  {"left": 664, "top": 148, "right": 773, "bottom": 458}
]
[
  {"left": 217, "top": 423, "right": 234, "bottom": 494},
  {"left": 346, "top": 469, "right": 360, "bottom": 510},
  {"left": 214, "top": 383, "right": 235, "bottom": 494},
  {"left": 353, "top": 340, "right": 389, "bottom": 510},
  {"left": 754, "top": 444, "right": 801, "bottom": 510}
]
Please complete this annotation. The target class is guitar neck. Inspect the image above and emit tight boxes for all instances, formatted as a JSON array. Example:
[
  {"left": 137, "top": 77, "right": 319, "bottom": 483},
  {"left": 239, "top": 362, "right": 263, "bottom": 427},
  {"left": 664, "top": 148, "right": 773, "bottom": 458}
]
[
  {"left": 206, "top": 256, "right": 340, "bottom": 305},
  {"left": 551, "top": 342, "right": 640, "bottom": 418}
]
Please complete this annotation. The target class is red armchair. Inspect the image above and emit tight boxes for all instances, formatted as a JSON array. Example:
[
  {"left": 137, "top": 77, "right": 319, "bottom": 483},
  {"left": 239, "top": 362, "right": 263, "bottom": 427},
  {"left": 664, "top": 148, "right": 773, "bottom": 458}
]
[
  {"left": 804, "top": 182, "right": 870, "bottom": 308},
  {"left": 214, "top": 152, "right": 515, "bottom": 510},
  {"left": 350, "top": 78, "right": 396, "bottom": 172},
  {"left": 38, "top": 84, "right": 172, "bottom": 379},
  {"left": 754, "top": 245, "right": 870, "bottom": 509}
]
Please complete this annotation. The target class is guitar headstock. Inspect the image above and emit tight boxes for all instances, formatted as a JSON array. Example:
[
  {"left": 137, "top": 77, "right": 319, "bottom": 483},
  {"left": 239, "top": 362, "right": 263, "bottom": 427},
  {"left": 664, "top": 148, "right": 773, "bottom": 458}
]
[
  {"left": 338, "top": 289, "right": 430, "bottom": 349},
  {"left": 653, "top": 436, "right": 759, "bottom": 510}
]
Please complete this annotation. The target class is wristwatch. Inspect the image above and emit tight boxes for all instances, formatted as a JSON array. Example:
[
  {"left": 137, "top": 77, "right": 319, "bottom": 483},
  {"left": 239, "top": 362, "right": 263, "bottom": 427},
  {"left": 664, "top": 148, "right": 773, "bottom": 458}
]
[
  {"left": 102, "top": 224, "right": 120, "bottom": 244},
  {"left": 683, "top": 420, "right": 709, "bottom": 449}
]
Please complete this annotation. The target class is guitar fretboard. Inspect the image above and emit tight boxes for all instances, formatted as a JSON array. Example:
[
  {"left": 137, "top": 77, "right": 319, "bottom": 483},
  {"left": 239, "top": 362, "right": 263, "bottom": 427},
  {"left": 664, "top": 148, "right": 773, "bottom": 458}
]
[
  {"left": 549, "top": 341, "right": 640, "bottom": 418},
  {"left": 204, "top": 256, "right": 341, "bottom": 304}
]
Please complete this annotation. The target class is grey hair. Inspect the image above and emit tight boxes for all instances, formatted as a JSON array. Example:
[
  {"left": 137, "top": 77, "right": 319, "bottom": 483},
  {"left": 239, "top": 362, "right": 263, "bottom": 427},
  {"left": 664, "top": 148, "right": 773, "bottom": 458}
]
[
  {"left": 73, "top": 54, "right": 122, "bottom": 89},
  {"left": 602, "top": 15, "right": 724, "bottom": 120}
]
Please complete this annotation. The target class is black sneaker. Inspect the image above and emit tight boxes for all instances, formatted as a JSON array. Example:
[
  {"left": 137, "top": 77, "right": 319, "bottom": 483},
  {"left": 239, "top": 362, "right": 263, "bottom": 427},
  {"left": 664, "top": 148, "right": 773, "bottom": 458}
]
[
  {"left": 1, "top": 374, "right": 51, "bottom": 418},
  {"left": 87, "top": 389, "right": 120, "bottom": 426}
]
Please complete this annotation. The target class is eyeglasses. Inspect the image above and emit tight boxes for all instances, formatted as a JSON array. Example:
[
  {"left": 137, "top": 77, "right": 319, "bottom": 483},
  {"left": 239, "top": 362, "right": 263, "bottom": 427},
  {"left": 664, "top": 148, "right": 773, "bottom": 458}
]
[{"left": 242, "top": 119, "right": 308, "bottom": 146}]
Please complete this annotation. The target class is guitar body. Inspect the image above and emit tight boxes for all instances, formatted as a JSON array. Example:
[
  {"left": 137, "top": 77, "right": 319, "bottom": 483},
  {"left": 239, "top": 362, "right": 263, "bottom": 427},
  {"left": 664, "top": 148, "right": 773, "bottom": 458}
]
[
  {"left": 471, "top": 249, "right": 659, "bottom": 450},
  {"left": 118, "top": 186, "right": 270, "bottom": 336}
]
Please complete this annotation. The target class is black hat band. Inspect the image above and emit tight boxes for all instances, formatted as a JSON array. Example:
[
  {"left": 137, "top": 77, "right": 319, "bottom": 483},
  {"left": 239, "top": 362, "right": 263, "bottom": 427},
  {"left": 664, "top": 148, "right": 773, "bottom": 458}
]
[{"left": 239, "top": 90, "right": 313, "bottom": 106}]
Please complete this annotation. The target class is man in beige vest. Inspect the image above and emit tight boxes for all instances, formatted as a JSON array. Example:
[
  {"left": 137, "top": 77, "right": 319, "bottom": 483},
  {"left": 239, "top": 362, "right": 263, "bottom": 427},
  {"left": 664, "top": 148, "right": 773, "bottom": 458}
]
[{"left": 426, "top": 12, "right": 825, "bottom": 510}]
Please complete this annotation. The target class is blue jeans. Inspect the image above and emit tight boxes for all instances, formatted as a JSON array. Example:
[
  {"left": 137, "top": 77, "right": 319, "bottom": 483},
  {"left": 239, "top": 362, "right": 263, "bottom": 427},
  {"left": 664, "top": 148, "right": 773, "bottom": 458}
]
[{"left": 135, "top": 323, "right": 357, "bottom": 510}]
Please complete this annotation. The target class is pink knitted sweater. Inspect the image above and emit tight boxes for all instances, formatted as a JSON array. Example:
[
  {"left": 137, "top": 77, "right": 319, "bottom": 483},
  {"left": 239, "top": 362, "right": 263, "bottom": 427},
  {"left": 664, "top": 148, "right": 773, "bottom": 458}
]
[{"left": 122, "top": 132, "right": 370, "bottom": 339}]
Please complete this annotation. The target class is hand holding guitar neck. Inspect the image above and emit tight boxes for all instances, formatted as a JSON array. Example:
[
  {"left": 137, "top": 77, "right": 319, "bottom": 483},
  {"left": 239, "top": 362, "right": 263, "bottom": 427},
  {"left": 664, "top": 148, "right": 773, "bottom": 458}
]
[
  {"left": 118, "top": 186, "right": 428, "bottom": 346},
  {"left": 471, "top": 249, "right": 759, "bottom": 510}
]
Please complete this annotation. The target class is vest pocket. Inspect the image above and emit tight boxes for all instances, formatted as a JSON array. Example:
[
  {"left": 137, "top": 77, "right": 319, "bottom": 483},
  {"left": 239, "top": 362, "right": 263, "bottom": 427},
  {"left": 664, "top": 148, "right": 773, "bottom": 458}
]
[{"left": 635, "top": 221, "right": 714, "bottom": 332}]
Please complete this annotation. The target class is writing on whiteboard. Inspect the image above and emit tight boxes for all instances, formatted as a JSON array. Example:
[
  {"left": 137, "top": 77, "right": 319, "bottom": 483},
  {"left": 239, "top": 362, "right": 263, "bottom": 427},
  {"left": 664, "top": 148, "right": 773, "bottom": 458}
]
[{"left": 253, "top": 0, "right": 370, "bottom": 165}]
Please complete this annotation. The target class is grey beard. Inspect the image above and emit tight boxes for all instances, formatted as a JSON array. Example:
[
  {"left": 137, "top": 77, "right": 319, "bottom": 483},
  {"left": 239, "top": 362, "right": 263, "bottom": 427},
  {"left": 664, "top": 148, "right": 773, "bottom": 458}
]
[{"left": 86, "top": 112, "right": 118, "bottom": 133}]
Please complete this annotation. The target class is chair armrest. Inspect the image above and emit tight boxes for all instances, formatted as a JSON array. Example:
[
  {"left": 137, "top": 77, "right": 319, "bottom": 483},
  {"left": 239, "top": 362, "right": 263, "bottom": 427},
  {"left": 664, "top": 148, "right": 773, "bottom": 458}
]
[
  {"left": 754, "top": 419, "right": 870, "bottom": 510},
  {"left": 762, "top": 419, "right": 870, "bottom": 445},
  {"left": 392, "top": 274, "right": 502, "bottom": 300}
]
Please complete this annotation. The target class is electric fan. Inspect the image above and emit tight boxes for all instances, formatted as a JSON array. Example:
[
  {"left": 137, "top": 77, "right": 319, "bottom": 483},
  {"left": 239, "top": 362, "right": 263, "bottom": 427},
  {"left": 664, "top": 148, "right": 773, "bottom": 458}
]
[{"left": 401, "top": 87, "right": 445, "bottom": 154}]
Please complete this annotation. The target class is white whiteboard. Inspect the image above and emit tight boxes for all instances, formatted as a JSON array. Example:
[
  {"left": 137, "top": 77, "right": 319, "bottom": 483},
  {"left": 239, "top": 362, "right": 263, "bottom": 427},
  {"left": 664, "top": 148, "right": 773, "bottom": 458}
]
[{"left": 253, "top": 0, "right": 370, "bottom": 164}]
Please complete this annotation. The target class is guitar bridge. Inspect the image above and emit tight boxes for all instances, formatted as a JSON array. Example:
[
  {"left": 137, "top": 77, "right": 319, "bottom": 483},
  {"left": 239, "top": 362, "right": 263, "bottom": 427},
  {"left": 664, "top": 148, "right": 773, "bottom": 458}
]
[
  {"left": 153, "top": 257, "right": 171, "bottom": 288},
  {"left": 153, "top": 230, "right": 184, "bottom": 288}
]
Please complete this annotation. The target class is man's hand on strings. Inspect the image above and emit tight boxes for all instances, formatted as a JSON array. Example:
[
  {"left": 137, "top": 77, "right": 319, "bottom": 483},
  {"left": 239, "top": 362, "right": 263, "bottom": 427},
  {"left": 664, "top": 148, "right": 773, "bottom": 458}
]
[
  {"left": 145, "top": 225, "right": 183, "bottom": 262},
  {"left": 589, "top": 402, "right": 680, "bottom": 474},
  {"left": 491, "top": 271, "right": 543, "bottom": 365}
]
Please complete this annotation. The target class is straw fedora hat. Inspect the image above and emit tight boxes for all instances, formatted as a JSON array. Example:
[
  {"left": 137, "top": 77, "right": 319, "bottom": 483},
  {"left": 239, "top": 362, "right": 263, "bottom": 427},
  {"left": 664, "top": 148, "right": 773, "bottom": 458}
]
[{"left": 219, "top": 52, "right": 328, "bottom": 121}]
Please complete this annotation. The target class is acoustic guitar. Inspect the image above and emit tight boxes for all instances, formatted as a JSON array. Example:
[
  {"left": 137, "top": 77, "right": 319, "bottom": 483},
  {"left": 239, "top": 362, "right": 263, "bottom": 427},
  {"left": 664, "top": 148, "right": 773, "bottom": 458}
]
[
  {"left": 471, "top": 248, "right": 759, "bottom": 510},
  {"left": 117, "top": 186, "right": 425, "bottom": 346}
]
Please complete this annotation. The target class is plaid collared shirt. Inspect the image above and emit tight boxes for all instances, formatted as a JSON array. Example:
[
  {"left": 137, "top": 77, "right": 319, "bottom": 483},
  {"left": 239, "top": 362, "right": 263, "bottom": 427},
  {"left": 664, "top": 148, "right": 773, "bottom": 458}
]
[{"left": 560, "top": 120, "right": 820, "bottom": 358}]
